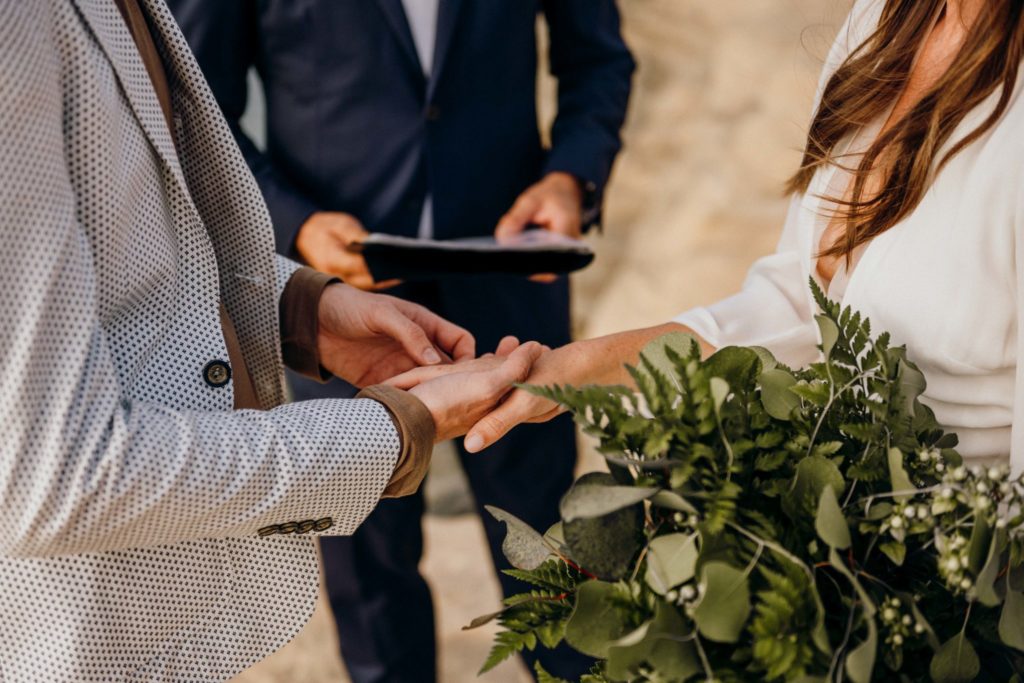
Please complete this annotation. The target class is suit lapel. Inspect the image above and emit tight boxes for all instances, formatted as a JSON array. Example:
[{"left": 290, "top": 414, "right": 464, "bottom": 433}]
[
  {"left": 374, "top": 0, "right": 426, "bottom": 83},
  {"left": 428, "top": 0, "right": 464, "bottom": 100},
  {"left": 68, "top": 0, "right": 191, "bottom": 205},
  {"left": 70, "top": 0, "right": 287, "bottom": 409}
]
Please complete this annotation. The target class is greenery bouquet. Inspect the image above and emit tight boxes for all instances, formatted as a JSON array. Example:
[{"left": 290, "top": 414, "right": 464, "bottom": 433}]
[{"left": 471, "top": 283, "right": 1024, "bottom": 683}]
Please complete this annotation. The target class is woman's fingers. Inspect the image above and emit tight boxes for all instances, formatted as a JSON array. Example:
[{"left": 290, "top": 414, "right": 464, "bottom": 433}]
[
  {"left": 494, "top": 335, "right": 520, "bottom": 356},
  {"left": 463, "top": 388, "right": 554, "bottom": 453}
]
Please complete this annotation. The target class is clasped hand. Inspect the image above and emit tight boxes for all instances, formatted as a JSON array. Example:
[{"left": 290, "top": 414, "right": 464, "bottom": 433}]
[{"left": 316, "top": 283, "right": 557, "bottom": 445}]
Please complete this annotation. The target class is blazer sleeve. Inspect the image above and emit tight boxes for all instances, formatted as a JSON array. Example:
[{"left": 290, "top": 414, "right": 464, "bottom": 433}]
[
  {"left": 540, "top": 0, "right": 635, "bottom": 226},
  {"left": 0, "top": 4, "right": 398, "bottom": 558},
  {"left": 167, "top": 0, "right": 319, "bottom": 258}
]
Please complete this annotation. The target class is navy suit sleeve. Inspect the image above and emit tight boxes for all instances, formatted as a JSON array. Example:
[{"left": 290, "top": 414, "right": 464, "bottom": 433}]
[
  {"left": 167, "top": 0, "right": 319, "bottom": 257},
  {"left": 541, "top": 0, "right": 635, "bottom": 226}
]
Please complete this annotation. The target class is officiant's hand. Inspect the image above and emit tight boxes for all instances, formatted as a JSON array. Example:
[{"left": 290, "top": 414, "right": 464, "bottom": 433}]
[
  {"left": 296, "top": 211, "right": 402, "bottom": 291},
  {"left": 317, "top": 283, "right": 475, "bottom": 387},
  {"left": 407, "top": 341, "right": 546, "bottom": 442},
  {"left": 496, "top": 172, "right": 583, "bottom": 284}
]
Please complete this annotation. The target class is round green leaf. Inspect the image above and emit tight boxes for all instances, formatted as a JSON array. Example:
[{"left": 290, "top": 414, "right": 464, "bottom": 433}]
[
  {"left": 644, "top": 533, "right": 698, "bottom": 595},
  {"left": 758, "top": 368, "right": 800, "bottom": 421},
  {"left": 692, "top": 561, "right": 751, "bottom": 643},
  {"left": 560, "top": 479, "right": 658, "bottom": 522},
  {"left": 784, "top": 455, "right": 845, "bottom": 520},
  {"left": 563, "top": 474, "right": 644, "bottom": 580},
  {"left": 815, "top": 314, "right": 840, "bottom": 358},
  {"left": 929, "top": 632, "right": 980, "bottom": 683},
  {"left": 815, "top": 485, "right": 851, "bottom": 550},
  {"left": 999, "top": 589, "right": 1024, "bottom": 651},
  {"left": 485, "top": 505, "right": 551, "bottom": 570},
  {"left": 564, "top": 580, "right": 631, "bottom": 658},
  {"left": 845, "top": 619, "right": 877, "bottom": 683}
]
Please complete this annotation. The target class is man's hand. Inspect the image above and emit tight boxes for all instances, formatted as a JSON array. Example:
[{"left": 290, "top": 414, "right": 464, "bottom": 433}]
[
  {"left": 495, "top": 172, "right": 584, "bottom": 283},
  {"left": 408, "top": 342, "right": 546, "bottom": 442},
  {"left": 496, "top": 172, "right": 584, "bottom": 240},
  {"left": 317, "top": 283, "right": 475, "bottom": 386},
  {"left": 295, "top": 211, "right": 400, "bottom": 291}
]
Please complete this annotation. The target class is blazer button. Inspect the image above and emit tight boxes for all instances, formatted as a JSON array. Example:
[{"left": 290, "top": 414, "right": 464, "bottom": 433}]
[
  {"left": 296, "top": 520, "right": 316, "bottom": 534},
  {"left": 314, "top": 517, "right": 334, "bottom": 532},
  {"left": 257, "top": 525, "right": 280, "bottom": 537},
  {"left": 277, "top": 521, "right": 298, "bottom": 535},
  {"left": 425, "top": 104, "right": 441, "bottom": 122},
  {"left": 203, "top": 359, "right": 231, "bottom": 388}
]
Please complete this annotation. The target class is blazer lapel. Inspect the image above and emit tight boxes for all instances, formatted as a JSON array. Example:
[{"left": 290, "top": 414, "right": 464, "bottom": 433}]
[
  {"left": 67, "top": 0, "right": 191, "bottom": 202},
  {"left": 374, "top": 0, "right": 427, "bottom": 84},
  {"left": 428, "top": 0, "right": 464, "bottom": 100}
]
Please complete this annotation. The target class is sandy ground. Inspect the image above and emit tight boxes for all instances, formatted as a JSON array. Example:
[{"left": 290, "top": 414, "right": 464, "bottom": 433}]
[{"left": 231, "top": 2, "right": 852, "bottom": 681}]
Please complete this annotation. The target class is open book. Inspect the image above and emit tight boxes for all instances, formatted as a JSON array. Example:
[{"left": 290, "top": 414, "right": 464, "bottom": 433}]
[{"left": 349, "top": 230, "right": 595, "bottom": 281}]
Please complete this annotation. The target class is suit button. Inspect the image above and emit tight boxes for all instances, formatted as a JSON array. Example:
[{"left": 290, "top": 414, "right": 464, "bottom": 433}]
[
  {"left": 296, "top": 520, "right": 316, "bottom": 534},
  {"left": 277, "top": 521, "right": 299, "bottom": 535},
  {"left": 314, "top": 517, "right": 334, "bottom": 532},
  {"left": 257, "top": 525, "right": 280, "bottom": 537},
  {"left": 203, "top": 359, "right": 231, "bottom": 388},
  {"left": 425, "top": 104, "right": 441, "bottom": 121}
]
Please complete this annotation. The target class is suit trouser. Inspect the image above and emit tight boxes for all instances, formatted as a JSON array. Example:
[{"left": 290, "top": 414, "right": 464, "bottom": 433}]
[{"left": 289, "top": 277, "right": 593, "bottom": 682}]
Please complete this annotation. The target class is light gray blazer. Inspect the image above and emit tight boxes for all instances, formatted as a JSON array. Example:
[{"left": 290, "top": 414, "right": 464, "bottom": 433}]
[{"left": 0, "top": 0, "right": 400, "bottom": 680}]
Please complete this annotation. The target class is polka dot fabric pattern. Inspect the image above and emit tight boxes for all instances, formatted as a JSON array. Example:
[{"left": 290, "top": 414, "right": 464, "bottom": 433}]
[{"left": 0, "top": 1, "right": 400, "bottom": 680}]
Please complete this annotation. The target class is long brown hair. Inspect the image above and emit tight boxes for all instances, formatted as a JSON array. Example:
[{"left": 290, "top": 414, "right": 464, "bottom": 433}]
[{"left": 787, "top": 0, "right": 1024, "bottom": 259}]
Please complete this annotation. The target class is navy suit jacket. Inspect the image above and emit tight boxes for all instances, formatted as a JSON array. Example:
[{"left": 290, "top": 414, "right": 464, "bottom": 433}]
[{"left": 169, "top": 0, "right": 634, "bottom": 256}]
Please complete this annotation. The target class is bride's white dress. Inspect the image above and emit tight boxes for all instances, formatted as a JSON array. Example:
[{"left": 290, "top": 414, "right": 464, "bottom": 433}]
[{"left": 674, "top": 0, "right": 1024, "bottom": 469}]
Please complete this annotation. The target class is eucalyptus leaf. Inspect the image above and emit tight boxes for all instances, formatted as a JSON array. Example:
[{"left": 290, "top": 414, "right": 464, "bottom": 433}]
[
  {"left": 785, "top": 455, "right": 845, "bottom": 520},
  {"left": 563, "top": 475, "right": 644, "bottom": 580},
  {"left": 815, "top": 485, "right": 851, "bottom": 550},
  {"left": 878, "top": 541, "right": 906, "bottom": 566},
  {"left": 816, "top": 314, "right": 840, "bottom": 358},
  {"left": 967, "top": 514, "right": 993, "bottom": 576},
  {"left": 887, "top": 448, "right": 916, "bottom": 499},
  {"left": 564, "top": 580, "right": 631, "bottom": 658},
  {"left": 703, "top": 346, "right": 763, "bottom": 389},
  {"left": 606, "top": 602, "right": 700, "bottom": 682},
  {"left": 845, "top": 618, "right": 877, "bottom": 683},
  {"left": 560, "top": 481, "right": 659, "bottom": 522},
  {"left": 759, "top": 368, "right": 800, "bottom": 421},
  {"left": 973, "top": 527, "right": 1008, "bottom": 607},
  {"left": 486, "top": 505, "right": 552, "bottom": 570},
  {"left": 710, "top": 377, "right": 730, "bottom": 412},
  {"left": 929, "top": 632, "right": 980, "bottom": 683},
  {"left": 692, "top": 561, "right": 751, "bottom": 643},
  {"left": 649, "top": 490, "right": 698, "bottom": 514},
  {"left": 644, "top": 533, "right": 698, "bottom": 595},
  {"left": 999, "top": 589, "right": 1024, "bottom": 651}
]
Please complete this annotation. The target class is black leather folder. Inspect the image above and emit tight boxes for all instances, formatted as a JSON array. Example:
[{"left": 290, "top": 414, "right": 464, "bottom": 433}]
[{"left": 351, "top": 230, "right": 595, "bottom": 282}]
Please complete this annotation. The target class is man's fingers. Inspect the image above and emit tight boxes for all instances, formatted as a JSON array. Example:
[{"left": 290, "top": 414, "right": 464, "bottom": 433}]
[
  {"left": 494, "top": 335, "right": 520, "bottom": 356},
  {"left": 495, "top": 194, "right": 541, "bottom": 240},
  {"left": 491, "top": 341, "right": 544, "bottom": 389},
  {"left": 376, "top": 306, "right": 444, "bottom": 365},
  {"left": 395, "top": 299, "right": 476, "bottom": 361}
]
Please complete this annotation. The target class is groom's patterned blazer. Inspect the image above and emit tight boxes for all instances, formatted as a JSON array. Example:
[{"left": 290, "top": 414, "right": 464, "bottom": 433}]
[{"left": 0, "top": 0, "right": 405, "bottom": 679}]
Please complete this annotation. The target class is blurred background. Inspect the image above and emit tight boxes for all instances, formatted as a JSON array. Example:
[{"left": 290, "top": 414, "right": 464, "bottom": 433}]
[{"left": 231, "top": 1, "right": 852, "bottom": 681}]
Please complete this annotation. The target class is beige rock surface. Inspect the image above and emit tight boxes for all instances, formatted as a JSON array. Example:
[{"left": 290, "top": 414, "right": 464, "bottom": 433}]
[{"left": 231, "top": 2, "right": 851, "bottom": 681}]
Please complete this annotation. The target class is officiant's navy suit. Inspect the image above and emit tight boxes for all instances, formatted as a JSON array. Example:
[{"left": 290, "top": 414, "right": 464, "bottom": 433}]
[{"left": 169, "top": 1, "right": 633, "bottom": 680}]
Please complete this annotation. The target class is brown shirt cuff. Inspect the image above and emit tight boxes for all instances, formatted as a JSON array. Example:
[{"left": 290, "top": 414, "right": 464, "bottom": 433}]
[
  {"left": 357, "top": 385, "right": 437, "bottom": 499},
  {"left": 280, "top": 267, "right": 339, "bottom": 382}
]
